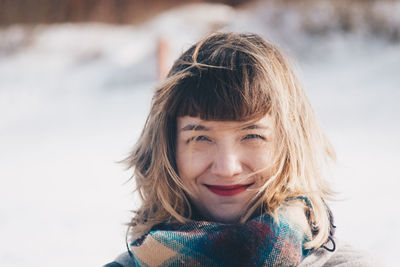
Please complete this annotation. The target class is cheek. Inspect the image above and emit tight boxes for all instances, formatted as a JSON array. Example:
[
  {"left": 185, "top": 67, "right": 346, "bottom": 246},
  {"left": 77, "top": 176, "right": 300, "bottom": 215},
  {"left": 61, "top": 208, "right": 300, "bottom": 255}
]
[
  {"left": 243, "top": 146, "right": 274, "bottom": 174},
  {"left": 176, "top": 145, "right": 213, "bottom": 184}
]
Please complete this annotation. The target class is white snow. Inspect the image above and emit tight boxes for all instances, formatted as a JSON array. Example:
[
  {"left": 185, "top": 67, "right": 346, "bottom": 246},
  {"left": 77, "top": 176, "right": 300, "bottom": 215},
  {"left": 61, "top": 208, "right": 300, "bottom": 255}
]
[{"left": 0, "top": 2, "right": 399, "bottom": 266}]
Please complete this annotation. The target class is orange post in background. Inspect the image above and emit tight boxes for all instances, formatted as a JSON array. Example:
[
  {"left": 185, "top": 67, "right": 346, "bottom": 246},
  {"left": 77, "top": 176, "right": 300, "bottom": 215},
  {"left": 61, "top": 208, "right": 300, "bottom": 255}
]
[{"left": 157, "top": 37, "right": 169, "bottom": 81}]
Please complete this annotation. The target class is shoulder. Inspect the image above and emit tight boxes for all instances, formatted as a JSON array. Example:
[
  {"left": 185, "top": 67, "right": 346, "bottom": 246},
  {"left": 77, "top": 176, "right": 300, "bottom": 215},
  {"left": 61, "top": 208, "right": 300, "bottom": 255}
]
[
  {"left": 299, "top": 239, "right": 383, "bottom": 267},
  {"left": 327, "top": 242, "right": 382, "bottom": 266},
  {"left": 104, "top": 252, "right": 136, "bottom": 267}
]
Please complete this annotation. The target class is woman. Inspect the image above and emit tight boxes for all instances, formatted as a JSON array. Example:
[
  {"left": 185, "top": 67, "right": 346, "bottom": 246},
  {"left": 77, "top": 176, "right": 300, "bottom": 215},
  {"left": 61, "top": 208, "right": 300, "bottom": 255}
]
[{"left": 105, "top": 32, "right": 378, "bottom": 266}]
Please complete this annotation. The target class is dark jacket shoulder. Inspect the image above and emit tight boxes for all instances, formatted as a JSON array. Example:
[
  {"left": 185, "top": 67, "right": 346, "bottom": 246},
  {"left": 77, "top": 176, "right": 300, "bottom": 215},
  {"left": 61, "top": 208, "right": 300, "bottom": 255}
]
[{"left": 104, "top": 252, "right": 136, "bottom": 267}]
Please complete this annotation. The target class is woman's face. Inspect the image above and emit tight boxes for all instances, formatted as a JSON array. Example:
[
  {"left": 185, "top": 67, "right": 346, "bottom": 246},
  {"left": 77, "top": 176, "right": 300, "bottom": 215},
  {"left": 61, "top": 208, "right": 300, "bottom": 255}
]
[{"left": 176, "top": 115, "right": 275, "bottom": 223}]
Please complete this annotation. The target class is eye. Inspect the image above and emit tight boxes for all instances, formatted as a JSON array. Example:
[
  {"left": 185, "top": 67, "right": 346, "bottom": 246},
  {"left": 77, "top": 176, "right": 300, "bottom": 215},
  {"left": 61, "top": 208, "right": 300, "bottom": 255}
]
[
  {"left": 186, "top": 135, "right": 212, "bottom": 144},
  {"left": 195, "top": 135, "right": 211, "bottom": 142},
  {"left": 242, "top": 134, "right": 266, "bottom": 141}
]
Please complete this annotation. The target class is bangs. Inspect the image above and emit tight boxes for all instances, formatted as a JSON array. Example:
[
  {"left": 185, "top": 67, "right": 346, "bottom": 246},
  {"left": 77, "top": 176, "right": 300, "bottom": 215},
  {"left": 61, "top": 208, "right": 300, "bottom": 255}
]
[{"left": 173, "top": 52, "right": 271, "bottom": 121}]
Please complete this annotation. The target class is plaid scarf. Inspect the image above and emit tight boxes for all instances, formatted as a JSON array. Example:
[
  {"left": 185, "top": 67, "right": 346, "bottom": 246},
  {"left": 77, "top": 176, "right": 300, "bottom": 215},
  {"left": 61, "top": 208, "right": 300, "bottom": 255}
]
[{"left": 129, "top": 207, "right": 313, "bottom": 267}]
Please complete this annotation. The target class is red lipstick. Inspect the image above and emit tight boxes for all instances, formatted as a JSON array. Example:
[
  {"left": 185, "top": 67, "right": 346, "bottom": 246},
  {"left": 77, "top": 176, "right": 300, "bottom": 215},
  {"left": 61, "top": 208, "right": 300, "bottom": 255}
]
[{"left": 206, "top": 184, "right": 250, "bottom": 196}]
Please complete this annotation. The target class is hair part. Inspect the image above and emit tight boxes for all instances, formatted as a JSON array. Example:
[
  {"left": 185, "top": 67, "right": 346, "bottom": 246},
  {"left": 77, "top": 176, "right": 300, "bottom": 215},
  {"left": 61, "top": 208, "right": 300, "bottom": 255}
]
[{"left": 124, "top": 32, "right": 336, "bottom": 250}]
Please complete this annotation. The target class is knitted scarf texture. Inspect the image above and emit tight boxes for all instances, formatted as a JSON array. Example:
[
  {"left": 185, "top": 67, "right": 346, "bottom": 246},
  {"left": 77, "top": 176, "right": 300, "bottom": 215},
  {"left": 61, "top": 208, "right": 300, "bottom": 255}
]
[{"left": 129, "top": 208, "right": 313, "bottom": 267}]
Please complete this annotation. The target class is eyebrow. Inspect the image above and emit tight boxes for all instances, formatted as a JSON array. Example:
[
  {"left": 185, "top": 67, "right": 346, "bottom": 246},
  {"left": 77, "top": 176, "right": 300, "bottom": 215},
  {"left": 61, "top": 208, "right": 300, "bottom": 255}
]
[
  {"left": 180, "top": 124, "right": 268, "bottom": 131},
  {"left": 180, "top": 124, "right": 209, "bottom": 131},
  {"left": 241, "top": 124, "right": 268, "bottom": 130}
]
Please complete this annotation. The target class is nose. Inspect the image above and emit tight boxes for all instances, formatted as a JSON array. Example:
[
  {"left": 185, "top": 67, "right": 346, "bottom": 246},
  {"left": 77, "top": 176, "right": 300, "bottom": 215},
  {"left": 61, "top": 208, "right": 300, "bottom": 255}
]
[{"left": 210, "top": 146, "right": 243, "bottom": 178}]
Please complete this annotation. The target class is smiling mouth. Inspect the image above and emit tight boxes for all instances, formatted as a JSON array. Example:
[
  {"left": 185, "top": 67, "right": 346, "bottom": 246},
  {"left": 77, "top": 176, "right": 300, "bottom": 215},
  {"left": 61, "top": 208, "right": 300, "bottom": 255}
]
[{"left": 205, "top": 183, "right": 254, "bottom": 196}]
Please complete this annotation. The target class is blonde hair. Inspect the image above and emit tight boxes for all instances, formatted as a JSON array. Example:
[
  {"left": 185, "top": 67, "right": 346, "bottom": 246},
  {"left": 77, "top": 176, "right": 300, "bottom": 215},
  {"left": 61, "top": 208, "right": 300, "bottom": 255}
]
[{"left": 124, "top": 32, "right": 335, "bottom": 249}]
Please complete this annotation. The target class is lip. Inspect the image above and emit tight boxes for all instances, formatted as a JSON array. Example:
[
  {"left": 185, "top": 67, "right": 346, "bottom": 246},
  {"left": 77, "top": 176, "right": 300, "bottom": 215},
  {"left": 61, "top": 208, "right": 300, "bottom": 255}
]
[{"left": 205, "top": 183, "right": 253, "bottom": 196}]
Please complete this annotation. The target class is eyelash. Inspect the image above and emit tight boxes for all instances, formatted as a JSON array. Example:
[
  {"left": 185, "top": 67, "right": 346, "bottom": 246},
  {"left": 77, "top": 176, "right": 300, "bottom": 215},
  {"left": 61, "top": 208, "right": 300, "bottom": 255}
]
[
  {"left": 195, "top": 136, "right": 211, "bottom": 142},
  {"left": 186, "top": 136, "right": 211, "bottom": 144},
  {"left": 186, "top": 134, "right": 265, "bottom": 144},
  {"left": 242, "top": 134, "right": 266, "bottom": 141}
]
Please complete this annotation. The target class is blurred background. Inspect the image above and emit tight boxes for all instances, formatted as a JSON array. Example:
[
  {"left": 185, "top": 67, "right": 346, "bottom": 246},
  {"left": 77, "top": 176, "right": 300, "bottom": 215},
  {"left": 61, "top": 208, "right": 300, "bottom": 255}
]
[{"left": 0, "top": 0, "right": 399, "bottom": 266}]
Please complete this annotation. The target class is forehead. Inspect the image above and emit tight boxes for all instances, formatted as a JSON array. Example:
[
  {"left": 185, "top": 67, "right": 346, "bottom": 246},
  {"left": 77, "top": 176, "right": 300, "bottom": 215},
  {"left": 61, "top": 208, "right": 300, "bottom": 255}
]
[{"left": 177, "top": 115, "right": 273, "bottom": 132}]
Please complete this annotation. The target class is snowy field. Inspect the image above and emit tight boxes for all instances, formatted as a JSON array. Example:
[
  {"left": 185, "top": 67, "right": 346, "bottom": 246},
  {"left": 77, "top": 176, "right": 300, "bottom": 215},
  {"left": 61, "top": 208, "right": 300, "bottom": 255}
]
[{"left": 1, "top": 3, "right": 399, "bottom": 266}]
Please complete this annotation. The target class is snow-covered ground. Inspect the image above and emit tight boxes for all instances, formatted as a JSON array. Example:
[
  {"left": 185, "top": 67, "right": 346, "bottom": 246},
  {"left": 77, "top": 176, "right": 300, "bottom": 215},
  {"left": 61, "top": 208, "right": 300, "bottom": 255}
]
[{"left": 0, "top": 3, "right": 399, "bottom": 266}]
